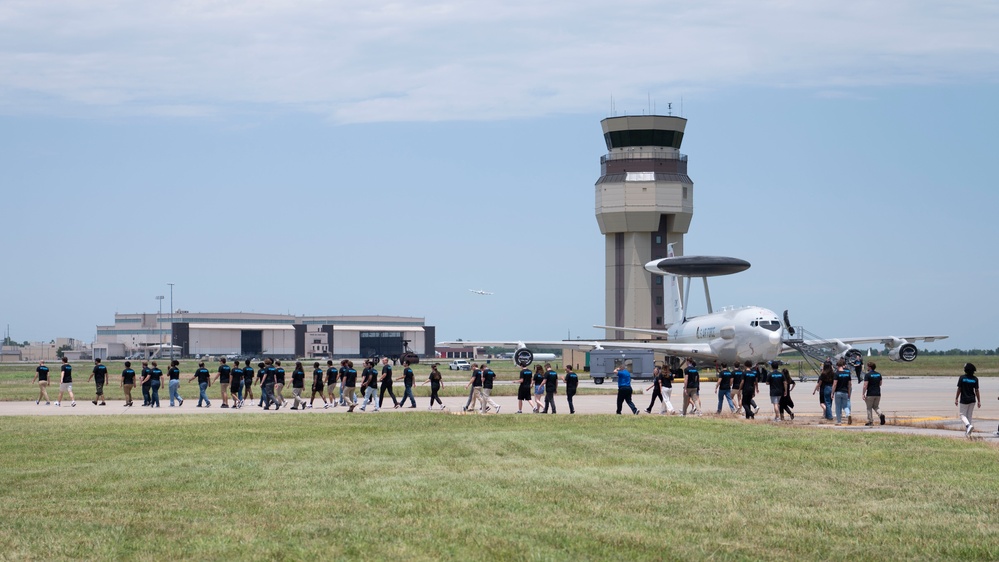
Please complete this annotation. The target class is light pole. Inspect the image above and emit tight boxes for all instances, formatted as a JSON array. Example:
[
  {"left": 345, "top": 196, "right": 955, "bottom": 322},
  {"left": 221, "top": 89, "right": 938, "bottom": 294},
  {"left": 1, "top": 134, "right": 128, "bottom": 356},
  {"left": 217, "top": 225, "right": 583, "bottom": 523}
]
[
  {"left": 168, "top": 283, "right": 175, "bottom": 360},
  {"left": 156, "top": 295, "right": 164, "bottom": 357}
]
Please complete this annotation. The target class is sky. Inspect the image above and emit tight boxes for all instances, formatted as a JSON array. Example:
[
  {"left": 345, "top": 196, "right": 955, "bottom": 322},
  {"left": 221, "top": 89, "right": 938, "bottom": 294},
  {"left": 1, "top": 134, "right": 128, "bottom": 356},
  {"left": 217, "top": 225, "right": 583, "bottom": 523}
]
[{"left": 2, "top": 0, "right": 998, "bottom": 350}]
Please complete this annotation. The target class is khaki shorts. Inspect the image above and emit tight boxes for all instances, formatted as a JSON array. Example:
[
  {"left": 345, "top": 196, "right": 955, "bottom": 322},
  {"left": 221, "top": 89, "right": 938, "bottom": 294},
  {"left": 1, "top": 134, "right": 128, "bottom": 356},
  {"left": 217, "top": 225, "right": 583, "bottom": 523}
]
[{"left": 60, "top": 383, "right": 72, "bottom": 392}]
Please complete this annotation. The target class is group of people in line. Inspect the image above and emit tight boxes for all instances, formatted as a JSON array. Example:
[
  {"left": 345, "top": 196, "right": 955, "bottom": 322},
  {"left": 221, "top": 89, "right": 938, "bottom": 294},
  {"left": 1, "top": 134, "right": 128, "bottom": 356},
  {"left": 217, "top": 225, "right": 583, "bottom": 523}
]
[{"left": 28, "top": 356, "right": 994, "bottom": 435}]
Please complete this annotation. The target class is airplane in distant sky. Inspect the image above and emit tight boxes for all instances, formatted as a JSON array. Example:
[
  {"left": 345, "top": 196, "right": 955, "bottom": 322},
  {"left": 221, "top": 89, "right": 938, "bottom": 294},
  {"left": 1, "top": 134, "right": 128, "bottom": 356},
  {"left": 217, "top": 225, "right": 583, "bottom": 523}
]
[
  {"left": 468, "top": 289, "right": 494, "bottom": 295},
  {"left": 447, "top": 246, "right": 946, "bottom": 369}
]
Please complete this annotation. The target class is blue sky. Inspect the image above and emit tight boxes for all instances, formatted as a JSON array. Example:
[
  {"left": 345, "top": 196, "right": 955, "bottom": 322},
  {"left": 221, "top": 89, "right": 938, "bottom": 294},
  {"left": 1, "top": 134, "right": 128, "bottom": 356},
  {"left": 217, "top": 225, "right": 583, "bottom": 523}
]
[{"left": 2, "top": 1, "right": 997, "bottom": 350}]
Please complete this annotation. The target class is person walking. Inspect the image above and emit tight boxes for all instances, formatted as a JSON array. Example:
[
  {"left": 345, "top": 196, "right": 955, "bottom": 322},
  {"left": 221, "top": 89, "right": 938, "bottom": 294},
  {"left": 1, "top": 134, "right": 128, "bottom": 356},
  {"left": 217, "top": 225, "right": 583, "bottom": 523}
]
[
  {"left": 731, "top": 362, "right": 744, "bottom": 412},
  {"left": 517, "top": 364, "right": 533, "bottom": 413},
  {"left": 33, "top": 360, "right": 51, "bottom": 405},
  {"left": 378, "top": 357, "right": 400, "bottom": 409},
  {"left": 167, "top": 359, "right": 184, "bottom": 407},
  {"left": 213, "top": 357, "right": 232, "bottom": 409},
  {"left": 310, "top": 361, "right": 328, "bottom": 409},
  {"left": 741, "top": 361, "right": 759, "bottom": 419},
  {"left": 833, "top": 359, "right": 852, "bottom": 425},
  {"left": 956, "top": 363, "right": 981, "bottom": 437},
  {"left": 480, "top": 364, "right": 501, "bottom": 414},
  {"left": 230, "top": 361, "right": 243, "bottom": 408},
  {"left": 851, "top": 355, "right": 864, "bottom": 384},
  {"left": 255, "top": 362, "right": 267, "bottom": 407},
  {"left": 778, "top": 368, "right": 796, "bottom": 421},
  {"left": 145, "top": 361, "right": 163, "bottom": 408},
  {"left": 541, "top": 363, "right": 558, "bottom": 414},
  {"left": 290, "top": 361, "right": 307, "bottom": 410},
  {"left": 120, "top": 361, "right": 136, "bottom": 407},
  {"left": 813, "top": 361, "right": 835, "bottom": 421},
  {"left": 715, "top": 363, "right": 736, "bottom": 415},
  {"left": 325, "top": 360, "right": 339, "bottom": 407},
  {"left": 188, "top": 362, "right": 212, "bottom": 407},
  {"left": 862, "top": 362, "right": 885, "bottom": 426},
  {"left": 766, "top": 361, "right": 787, "bottom": 422},
  {"left": 463, "top": 364, "right": 482, "bottom": 413},
  {"left": 423, "top": 364, "right": 444, "bottom": 410},
  {"left": 140, "top": 361, "right": 152, "bottom": 407},
  {"left": 644, "top": 366, "right": 665, "bottom": 414},
  {"left": 342, "top": 360, "right": 359, "bottom": 412},
  {"left": 563, "top": 366, "right": 579, "bottom": 414},
  {"left": 615, "top": 365, "right": 639, "bottom": 415},
  {"left": 360, "top": 360, "right": 379, "bottom": 412},
  {"left": 397, "top": 361, "right": 417, "bottom": 408},
  {"left": 532, "top": 365, "right": 545, "bottom": 413},
  {"left": 260, "top": 359, "right": 278, "bottom": 410},
  {"left": 241, "top": 359, "right": 254, "bottom": 406},
  {"left": 681, "top": 359, "right": 700, "bottom": 416},
  {"left": 55, "top": 356, "right": 76, "bottom": 407},
  {"left": 273, "top": 360, "right": 286, "bottom": 408},
  {"left": 88, "top": 358, "right": 108, "bottom": 406}
]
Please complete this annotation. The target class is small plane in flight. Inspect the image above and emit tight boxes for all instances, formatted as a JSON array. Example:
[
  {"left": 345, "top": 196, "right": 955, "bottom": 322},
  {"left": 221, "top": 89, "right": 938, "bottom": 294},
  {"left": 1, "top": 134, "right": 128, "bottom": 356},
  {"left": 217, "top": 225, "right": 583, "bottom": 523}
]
[
  {"left": 469, "top": 289, "right": 494, "bottom": 295},
  {"left": 447, "top": 247, "right": 946, "bottom": 369}
]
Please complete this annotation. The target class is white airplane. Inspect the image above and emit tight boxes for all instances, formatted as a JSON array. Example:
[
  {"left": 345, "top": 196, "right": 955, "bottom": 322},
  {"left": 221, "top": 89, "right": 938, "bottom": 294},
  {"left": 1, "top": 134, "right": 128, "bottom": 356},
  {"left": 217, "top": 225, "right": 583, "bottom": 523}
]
[
  {"left": 469, "top": 289, "right": 494, "bottom": 295},
  {"left": 446, "top": 247, "right": 947, "bottom": 368}
]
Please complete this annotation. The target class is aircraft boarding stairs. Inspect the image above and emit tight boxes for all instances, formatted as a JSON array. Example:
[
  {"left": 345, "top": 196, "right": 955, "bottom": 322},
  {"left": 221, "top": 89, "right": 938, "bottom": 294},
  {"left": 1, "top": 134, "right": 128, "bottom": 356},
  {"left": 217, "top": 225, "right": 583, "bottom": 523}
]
[{"left": 783, "top": 326, "right": 840, "bottom": 381}]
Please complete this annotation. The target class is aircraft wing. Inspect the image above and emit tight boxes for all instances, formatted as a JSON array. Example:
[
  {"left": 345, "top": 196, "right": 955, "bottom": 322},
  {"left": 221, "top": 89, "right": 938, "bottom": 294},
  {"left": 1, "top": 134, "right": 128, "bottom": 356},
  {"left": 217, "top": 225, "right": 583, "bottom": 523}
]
[
  {"left": 593, "top": 325, "right": 671, "bottom": 337},
  {"left": 791, "top": 335, "right": 949, "bottom": 348},
  {"left": 441, "top": 340, "right": 717, "bottom": 362}
]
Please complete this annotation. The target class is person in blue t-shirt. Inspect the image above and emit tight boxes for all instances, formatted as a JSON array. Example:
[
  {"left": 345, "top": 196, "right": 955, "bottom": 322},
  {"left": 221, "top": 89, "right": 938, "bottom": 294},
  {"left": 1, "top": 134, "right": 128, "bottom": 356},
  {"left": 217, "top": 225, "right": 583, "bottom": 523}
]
[{"left": 614, "top": 365, "right": 639, "bottom": 415}]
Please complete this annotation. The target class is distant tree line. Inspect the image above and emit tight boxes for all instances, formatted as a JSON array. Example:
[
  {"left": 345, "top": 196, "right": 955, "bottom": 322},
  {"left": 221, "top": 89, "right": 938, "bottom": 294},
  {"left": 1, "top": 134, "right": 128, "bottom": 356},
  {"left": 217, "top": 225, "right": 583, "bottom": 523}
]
[{"left": 918, "top": 348, "right": 999, "bottom": 356}]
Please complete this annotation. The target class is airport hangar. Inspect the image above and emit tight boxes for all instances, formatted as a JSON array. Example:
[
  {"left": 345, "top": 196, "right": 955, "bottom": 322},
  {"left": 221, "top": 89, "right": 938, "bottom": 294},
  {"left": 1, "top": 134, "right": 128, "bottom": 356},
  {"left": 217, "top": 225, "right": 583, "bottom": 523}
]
[{"left": 94, "top": 312, "right": 435, "bottom": 360}]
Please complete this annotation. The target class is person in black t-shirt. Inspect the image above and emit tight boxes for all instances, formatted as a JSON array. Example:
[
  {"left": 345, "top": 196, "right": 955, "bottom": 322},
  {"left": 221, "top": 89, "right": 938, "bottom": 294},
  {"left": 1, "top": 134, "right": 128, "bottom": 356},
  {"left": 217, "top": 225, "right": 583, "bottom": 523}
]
[
  {"left": 516, "top": 367, "right": 533, "bottom": 413},
  {"left": 833, "top": 359, "right": 853, "bottom": 425},
  {"left": 778, "top": 368, "right": 796, "bottom": 421},
  {"left": 480, "top": 366, "right": 500, "bottom": 414},
  {"left": 766, "top": 361, "right": 786, "bottom": 422},
  {"left": 289, "top": 361, "right": 307, "bottom": 410},
  {"left": 463, "top": 364, "right": 483, "bottom": 413},
  {"left": 33, "top": 360, "right": 51, "bottom": 405},
  {"left": 955, "top": 363, "right": 981, "bottom": 437},
  {"left": 861, "top": 362, "right": 885, "bottom": 426},
  {"left": 532, "top": 365, "right": 545, "bottom": 413},
  {"left": 343, "top": 360, "right": 359, "bottom": 412},
  {"left": 230, "top": 363, "right": 243, "bottom": 408},
  {"left": 360, "top": 360, "right": 380, "bottom": 412},
  {"left": 273, "top": 360, "right": 286, "bottom": 408},
  {"left": 140, "top": 361, "right": 152, "bottom": 406},
  {"left": 714, "top": 364, "right": 735, "bottom": 415},
  {"left": 378, "top": 357, "right": 400, "bottom": 409},
  {"left": 213, "top": 357, "right": 232, "bottom": 408},
  {"left": 731, "top": 364, "right": 744, "bottom": 412},
  {"left": 813, "top": 361, "right": 835, "bottom": 421},
  {"left": 645, "top": 366, "right": 665, "bottom": 414},
  {"left": 188, "top": 362, "right": 212, "bottom": 407},
  {"left": 563, "top": 366, "right": 579, "bottom": 414},
  {"left": 310, "top": 362, "right": 328, "bottom": 409},
  {"left": 681, "top": 359, "right": 700, "bottom": 416},
  {"left": 167, "top": 360, "right": 184, "bottom": 407},
  {"left": 56, "top": 357, "right": 77, "bottom": 407},
  {"left": 260, "top": 359, "right": 278, "bottom": 410},
  {"left": 144, "top": 361, "right": 163, "bottom": 407},
  {"left": 542, "top": 364, "right": 558, "bottom": 414},
  {"left": 396, "top": 361, "right": 417, "bottom": 408},
  {"left": 422, "top": 364, "right": 444, "bottom": 410},
  {"left": 242, "top": 359, "right": 255, "bottom": 405},
  {"left": 120, "top": 361, "right": 136, "bottom": 406},
  {"left": 741, "top": 361, "right": 759, "bottom": 419},
  {"left": 325, "top": 360, "right": 338, "bottom": 407}
]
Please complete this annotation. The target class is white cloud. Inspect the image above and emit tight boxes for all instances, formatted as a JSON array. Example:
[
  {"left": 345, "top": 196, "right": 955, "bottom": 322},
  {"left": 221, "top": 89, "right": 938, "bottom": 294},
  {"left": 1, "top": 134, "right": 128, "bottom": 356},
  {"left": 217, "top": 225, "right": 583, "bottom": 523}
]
[{"left": 0, "top": 0, "right": 996, "bottom": 121}]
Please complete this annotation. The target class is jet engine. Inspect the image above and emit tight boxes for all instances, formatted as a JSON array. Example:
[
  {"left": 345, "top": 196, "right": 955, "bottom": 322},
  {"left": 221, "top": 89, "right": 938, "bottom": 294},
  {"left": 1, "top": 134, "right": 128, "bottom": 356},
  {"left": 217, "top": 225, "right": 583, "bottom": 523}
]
[
  {"left": 842, "top": 348, "right": 862, "bottom": 364},
  {"left": 513, "top": 348, "right": 534, "bottom": 367},
  {"left": 888, "top": 343, "right": 918, "bottom": 362}
]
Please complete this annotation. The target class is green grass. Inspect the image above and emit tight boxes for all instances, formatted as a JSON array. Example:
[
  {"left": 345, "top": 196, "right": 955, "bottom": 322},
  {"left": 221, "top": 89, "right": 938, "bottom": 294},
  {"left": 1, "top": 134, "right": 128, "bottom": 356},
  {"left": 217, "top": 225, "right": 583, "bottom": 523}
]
[{"left": 0, "top": 414, "right": 997, "bottom": 561}]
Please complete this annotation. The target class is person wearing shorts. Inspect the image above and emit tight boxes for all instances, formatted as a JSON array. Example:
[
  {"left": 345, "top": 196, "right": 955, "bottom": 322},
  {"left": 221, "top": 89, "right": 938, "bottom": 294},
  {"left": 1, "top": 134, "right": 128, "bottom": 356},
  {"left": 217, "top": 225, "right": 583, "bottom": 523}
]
[
  {"left": 89, "top": 358, "right": 109, "bottom": 406},
  {"left": 189, "top": 362, "right": 212, "bottom": 407},
  {"left": 862, "top": 362, "right": 885, "bottom": 426},
  {"left": 56, "top": 356, "right": 76, "bottom": 407},
  {"left": 681, "top": 359, "right": 700, "bottom": 416},
  {"left": 310, "top": 362, "right": 328, "bottom": 409},
  {"left": 532, "top": 365, "right": 545, "bottom": 413},
  {"left": 230, "top": 362, "right": 243, "bottom": 408},
  {"left": 325, "top": 360, "right": 339, "bottom": 406},
  {"left": 242, "top": 360, "right": 254, "bottom": 405},
  {"left": 121, "top": 361, "right": 136, "bottom": 406},
  {"left": 514, "top": 366, "right": 532, "bottom": 413},
  {"left": 731, "top": 363, "right": 744, "bottom": 411},
  {"left": 956, "top": 363, "right": 981, "bottom": 437},
  {"left": 33, "top": 360, "right": 51, "bottom": 405},
  {"left": 214, "top": 357, "right": 232, "bottom": 408},
  {"left": 342, "top": 360, "right": 359, "bottom": 412},
  {"left": 766, "top": 361, "right": 786, "bottom": 422}
]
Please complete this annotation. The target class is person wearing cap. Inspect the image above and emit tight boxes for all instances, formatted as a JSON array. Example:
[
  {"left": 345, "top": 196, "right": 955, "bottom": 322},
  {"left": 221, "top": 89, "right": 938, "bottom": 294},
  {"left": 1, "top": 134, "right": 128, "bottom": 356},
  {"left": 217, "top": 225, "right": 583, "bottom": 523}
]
[{"left": 955, "top": 363, "right": 981, "bottom": 437}]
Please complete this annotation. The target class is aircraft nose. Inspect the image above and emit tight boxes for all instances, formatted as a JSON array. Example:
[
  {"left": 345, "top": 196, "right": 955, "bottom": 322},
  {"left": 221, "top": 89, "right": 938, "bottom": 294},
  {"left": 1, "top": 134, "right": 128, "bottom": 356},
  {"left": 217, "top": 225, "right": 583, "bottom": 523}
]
[{"left": 769, "top": 331, "right": 782, "bottom": 346}]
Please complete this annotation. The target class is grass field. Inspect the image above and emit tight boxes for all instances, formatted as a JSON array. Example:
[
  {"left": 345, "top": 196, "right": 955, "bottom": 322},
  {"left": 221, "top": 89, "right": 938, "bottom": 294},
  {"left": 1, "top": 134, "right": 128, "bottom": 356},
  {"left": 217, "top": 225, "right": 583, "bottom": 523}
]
[{"left": 0, "top": 414, "right": 997, "bottom": 561}]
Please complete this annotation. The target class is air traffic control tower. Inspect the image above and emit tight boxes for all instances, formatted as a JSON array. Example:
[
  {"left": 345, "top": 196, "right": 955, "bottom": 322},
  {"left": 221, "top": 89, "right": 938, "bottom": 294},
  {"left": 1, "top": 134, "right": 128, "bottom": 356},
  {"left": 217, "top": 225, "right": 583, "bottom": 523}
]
[{"left": 595, "top": 115, "right": 693, "bottom": 339}]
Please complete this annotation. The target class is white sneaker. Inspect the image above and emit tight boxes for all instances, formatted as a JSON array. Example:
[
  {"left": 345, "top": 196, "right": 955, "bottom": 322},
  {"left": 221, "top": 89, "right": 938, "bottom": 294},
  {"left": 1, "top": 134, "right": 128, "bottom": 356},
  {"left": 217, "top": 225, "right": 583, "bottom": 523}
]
[
  {"left": 495, "top": 405, "right": 501, "bottom": 414},
  {"left": 966, "top": 424, "right": 974, "bottom": 437},
  {"left": 55, "top": 401, "right": 60, "bottom": 407},
  {"left": 71, "top": 401, "right": 76, "bottom": 407}
]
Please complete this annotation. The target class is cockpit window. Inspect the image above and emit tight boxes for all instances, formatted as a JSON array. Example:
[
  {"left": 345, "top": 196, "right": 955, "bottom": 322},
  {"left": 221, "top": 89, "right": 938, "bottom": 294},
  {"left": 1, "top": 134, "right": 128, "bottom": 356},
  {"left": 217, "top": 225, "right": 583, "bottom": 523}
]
[{"left": 758, "top": 321, "right": 781, "bottom": 332}]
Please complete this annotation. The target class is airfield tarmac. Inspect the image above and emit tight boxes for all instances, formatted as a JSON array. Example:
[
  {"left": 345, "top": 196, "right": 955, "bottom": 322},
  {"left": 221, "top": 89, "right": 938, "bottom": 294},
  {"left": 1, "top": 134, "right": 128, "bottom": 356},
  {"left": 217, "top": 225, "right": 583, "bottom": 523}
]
[{"left": 3, "top": 376, "right": 996, "bottom": 440}]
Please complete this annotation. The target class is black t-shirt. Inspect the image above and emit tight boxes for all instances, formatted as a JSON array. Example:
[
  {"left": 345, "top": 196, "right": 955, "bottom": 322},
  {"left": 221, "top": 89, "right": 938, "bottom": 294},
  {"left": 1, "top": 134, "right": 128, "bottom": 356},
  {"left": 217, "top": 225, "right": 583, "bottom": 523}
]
[
  {"left": 362, "top": 367, "right": 376, "bottom": 388},
  {"left": 685, "top": 367, "right": 699, "bottom": 389},
  {"left": 768, "top": 371, "right": 784, "bottom": 397},
  {"left": 957, "top": 374, "right": 979, "bottom": 404},
  {"left": 121, "top": 368, "right": 135, "bottom": 385},
  {"left": 565, "top": 372, "right": 579, "bottom": 391},
  {"left": 275, "top": 368, "right": 285, "bottom": 385},
  {"left": 718, "top": 369, "right": 733, "bottom": 391},
  {"left": 313, "top": 368, "right": 324, "bottom": 385},
  {"left": 834, "top": 370, "right": 852, "bottom": 393},
  {"left": 403, "top": 367, "right": 414, "bottom": 386},
  {"left": 168, "top": 367, "right": 180, "bottom": 380},
  {"left": 195, "top": 368, "right": 211, "bottom": 385},
  {"left": 471, "top": 369, "right": 482, "bottom": 387},
  {"left": 261, "top": 366, "right": 276, "bottom": 385},
  {"left": 327, "top": 367, "right": 338, "bottom": 385},
  {"left": 520, "top": 369, "right": 533, "bottom": 386},
  {"left": 243, "top": 366, "right": 254, "bottom": 381},
  {"left": 232, "top": 367, "right": 243, "bottom": 381},
  {"left": 92, "top": 364, "right": 108, "bottom": 384},
  {"left": 482, "top": 369, "right": 496, "bottom": 389},
  {"left": 149, "top": 368, "right": 163, "bottom": 382},
  {"left": 61, "top": 364, "right": 73, "bottom": 383},
  {"left": 429, "top": 371, "right": 442, "bottom": 386},
  {"left": 545, "top": 370, "right": 558, "bottom": 392},
  {"left": 36, "top": 365, "right": 49, "bottom": 381},
  {"left": 732, "top": 368, "right": 744, "bottom": 389},
  {"left": 141, "top": 367, "right": 151, "bottom": 384},
  {"left": 864, "top": 371, "right": 882, "bottom": 397},
  {"left": 742, "top": 369, "right": 757, "bottom": 395},
  {"left": 218, "top": 364, "right": 231, "bottom": 383},
  {"left": 292, "top": 369, "right": 305, "bottom": 389},
  {"left": 533, "top": 371, "right": 544, "bottom": 385},
  {"left": 344, "top": 368, "right": 358, "bottom": 387},
  {"left": 380, "top": 364, "right": 393, "bottom": 385}
]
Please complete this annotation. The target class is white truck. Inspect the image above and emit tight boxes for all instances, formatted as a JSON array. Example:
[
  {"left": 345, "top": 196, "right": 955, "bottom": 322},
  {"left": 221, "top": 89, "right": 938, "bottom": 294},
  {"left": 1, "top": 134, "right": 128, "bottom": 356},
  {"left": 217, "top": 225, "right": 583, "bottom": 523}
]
[{"left": 448, "top": 359, "right": 471, "bottom": 371}]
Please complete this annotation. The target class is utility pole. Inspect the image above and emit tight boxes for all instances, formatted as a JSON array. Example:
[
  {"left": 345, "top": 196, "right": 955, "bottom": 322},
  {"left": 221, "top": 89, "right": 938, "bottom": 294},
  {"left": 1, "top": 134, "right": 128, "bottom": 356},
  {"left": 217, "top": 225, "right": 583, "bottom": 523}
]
[{"left": 168, "top": 283, "right": 175, "bottom": 360}]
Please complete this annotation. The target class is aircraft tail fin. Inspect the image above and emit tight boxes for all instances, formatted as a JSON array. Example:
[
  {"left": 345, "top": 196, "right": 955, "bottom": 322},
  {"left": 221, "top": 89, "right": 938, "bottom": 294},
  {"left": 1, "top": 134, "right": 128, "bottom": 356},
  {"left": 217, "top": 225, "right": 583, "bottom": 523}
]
[{"left": 664, "top": 243, "right": 683, "bottom": 326}]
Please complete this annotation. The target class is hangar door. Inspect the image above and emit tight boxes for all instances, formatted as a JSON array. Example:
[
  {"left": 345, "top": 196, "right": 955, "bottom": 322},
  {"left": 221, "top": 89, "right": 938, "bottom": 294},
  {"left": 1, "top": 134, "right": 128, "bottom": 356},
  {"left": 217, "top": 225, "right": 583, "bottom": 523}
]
[
  {"left": 359, "top": 331, "right": 403, "bottom": 358},
  {"left": 241, "top": 330, "right": 263, "bottom": 356}
]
